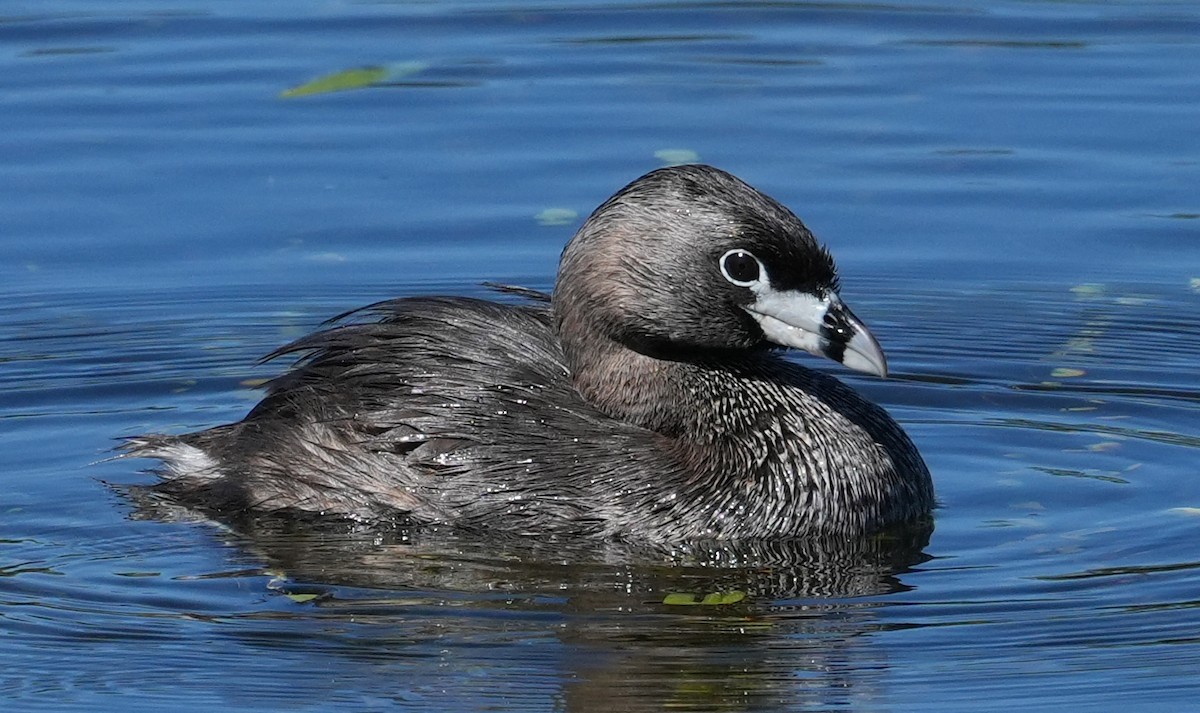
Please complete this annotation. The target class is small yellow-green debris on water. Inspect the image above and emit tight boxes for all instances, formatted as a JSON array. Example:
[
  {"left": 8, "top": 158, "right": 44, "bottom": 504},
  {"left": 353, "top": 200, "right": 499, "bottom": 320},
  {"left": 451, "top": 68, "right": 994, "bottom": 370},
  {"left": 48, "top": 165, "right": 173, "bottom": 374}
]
[
  {"left": 240, "top": 377, "right": 271, "bottom": 388},
  {"left": 281, "top": 60, "right": 432, "bottom": 98},
  {"left": 1051, "top": 367, "right": 1086, "bottom": 378},
  {"left": 654, "top": 148, "right": 700, "bottom": 165},
  {"left": 1069, "top": 283, "right": 1105, "bottom": 298},
  {"left": 662, "top": 590, "right": 745, "bottom": 606},
  {"left": 285, "top": 593, "right": 321, "bottom": 604},
  {"left": 535, "top": 207, "right": 578, "bottom": 226},
  {"left": 281, "top": 66, "right": 389, "bottom": 98}
]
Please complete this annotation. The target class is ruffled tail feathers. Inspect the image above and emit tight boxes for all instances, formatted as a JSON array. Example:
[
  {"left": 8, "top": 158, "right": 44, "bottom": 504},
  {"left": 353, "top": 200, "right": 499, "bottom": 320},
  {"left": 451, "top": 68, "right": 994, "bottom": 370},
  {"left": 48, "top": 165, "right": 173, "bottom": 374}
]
[{"left": 113, "top": 435, "right": 224, "bottom": 481}]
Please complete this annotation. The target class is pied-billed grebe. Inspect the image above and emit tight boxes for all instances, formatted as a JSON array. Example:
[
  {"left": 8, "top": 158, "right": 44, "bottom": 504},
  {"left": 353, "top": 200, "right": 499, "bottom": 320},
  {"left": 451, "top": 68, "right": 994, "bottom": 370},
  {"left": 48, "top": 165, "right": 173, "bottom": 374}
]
[{"left": 125, "top": 165, "right": 933, "bottom": 542}]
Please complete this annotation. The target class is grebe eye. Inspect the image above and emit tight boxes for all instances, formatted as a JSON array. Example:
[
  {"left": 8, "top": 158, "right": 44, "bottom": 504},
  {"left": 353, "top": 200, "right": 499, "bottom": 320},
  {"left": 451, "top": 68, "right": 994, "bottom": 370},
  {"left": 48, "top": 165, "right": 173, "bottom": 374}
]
[{"left": 719, "top": 249, "right": 763, "bottom": 287}]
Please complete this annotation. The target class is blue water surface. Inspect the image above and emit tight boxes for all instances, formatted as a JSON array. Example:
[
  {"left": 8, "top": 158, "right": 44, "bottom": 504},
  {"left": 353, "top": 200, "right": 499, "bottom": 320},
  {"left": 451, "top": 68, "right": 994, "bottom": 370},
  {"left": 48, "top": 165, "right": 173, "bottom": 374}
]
[{"left": 3, "top": 1, "right": 1199, "bottom": 711}]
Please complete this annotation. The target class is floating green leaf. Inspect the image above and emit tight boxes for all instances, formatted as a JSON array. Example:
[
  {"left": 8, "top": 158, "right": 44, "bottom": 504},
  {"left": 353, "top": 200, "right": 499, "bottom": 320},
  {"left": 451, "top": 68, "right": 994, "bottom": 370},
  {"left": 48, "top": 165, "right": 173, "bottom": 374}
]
[
  {"left": 285, "top": 592, "right": 321, "bottom": 603},
  {"left": 662, "top": 590, "right": 745, "bottom": 606},
  {"left": 699, "top": 591, "right": 745, "bottom": 605},
  {"left": 1050, "top": 367, "right": 1085, "bottom": 378},
  {"left": 662, "top": 593, "right": 696, "bottom": 605}
]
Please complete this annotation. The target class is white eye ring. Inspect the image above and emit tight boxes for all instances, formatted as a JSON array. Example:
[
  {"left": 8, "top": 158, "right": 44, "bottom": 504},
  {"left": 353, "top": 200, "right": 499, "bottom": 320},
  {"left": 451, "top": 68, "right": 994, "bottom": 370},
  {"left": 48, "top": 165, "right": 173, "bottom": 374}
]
[{"left": 719, "top": 249, "right": 766, "bottom": 288}]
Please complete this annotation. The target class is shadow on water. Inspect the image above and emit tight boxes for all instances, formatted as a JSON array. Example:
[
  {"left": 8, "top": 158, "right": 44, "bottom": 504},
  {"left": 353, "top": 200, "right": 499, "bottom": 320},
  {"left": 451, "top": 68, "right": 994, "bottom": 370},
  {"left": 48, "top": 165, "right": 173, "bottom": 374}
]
[{"left": 119, "top": 485, "right": 931, "bottom": 711}]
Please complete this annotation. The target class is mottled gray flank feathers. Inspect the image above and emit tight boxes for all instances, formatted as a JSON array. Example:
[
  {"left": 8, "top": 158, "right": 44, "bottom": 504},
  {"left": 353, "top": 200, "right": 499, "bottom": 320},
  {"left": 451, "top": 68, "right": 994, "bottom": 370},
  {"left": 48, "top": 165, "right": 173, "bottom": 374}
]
[{"left": 126, "top": 165, "right": 933, "bottom": 543}]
